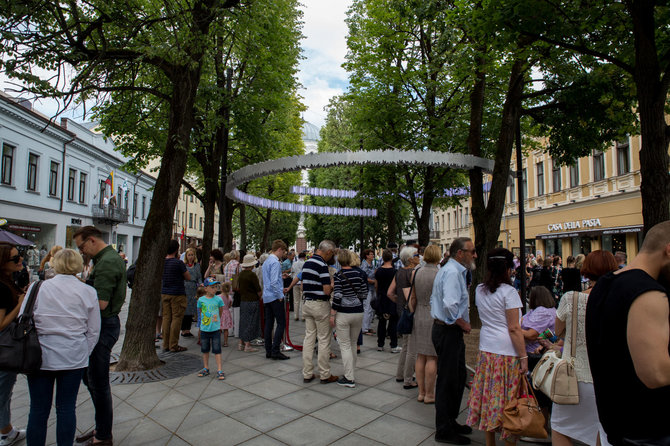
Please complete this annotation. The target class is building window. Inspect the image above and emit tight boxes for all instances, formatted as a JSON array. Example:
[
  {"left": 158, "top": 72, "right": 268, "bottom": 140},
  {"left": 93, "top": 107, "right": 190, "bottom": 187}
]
[
  {"left": 190, "top": 195, "right": 193, "bottom": 203},
  {"left": 27, "top": 153, "right": 39, "bottom": 191},
  {"left": 142, "top": 196, "right": 146, "bottom": 219},
  {"left": 593, "top": 149, "right": 605, "bottom": 181},
  {"left": 570, "top": 163, "right": 579, "bottom": 187},
  {"left": 199, "top": 217, "right": 203, "bottom": 231},
  {"left": 522, "top": 168, "right": 527, "bottom": 200},
  {"left": 536, "top": 162, "right": 544, "bottom": 196},
  {"left": 1, "top": 143, "right": 14, "bottom": 185},
  {"left": 509, "top": 180, "right": 516, "bottom": 203},
  {"left": 133, "top": 192, "right": 138, "bottom": 218},
  {"left": 79, "top": 172, "right": 87, "bottom": 203},
  {"left": 49, "top": 161, "right": 59, "bottom": 196},
  {"left": 617, "top": 139, "right": 630, "bottom": 175},
  {"left": 464, "top": 207, "right": 469, "bottom": 226},
  {"left": 552, "top": 160, "right": 561, "bottom": 192},
  {"left": 68, "top": 168, "right": 76, "bottom": 201},
  {"left": 447, "top": 214, "right": 450, "bottom": 230},
  {"left": 189, "top": 213, "right": 193, "bottom": 229}
]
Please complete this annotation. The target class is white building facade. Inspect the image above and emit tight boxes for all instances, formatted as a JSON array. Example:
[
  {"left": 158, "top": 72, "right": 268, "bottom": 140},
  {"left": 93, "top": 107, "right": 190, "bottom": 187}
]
[{"left": 0, "top": 93, "right": 155, "bottom": 263}]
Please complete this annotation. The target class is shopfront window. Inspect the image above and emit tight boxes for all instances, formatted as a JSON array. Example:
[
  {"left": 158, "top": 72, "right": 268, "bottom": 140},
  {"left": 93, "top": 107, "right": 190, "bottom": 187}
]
[
  {"left": 572, "top": 236, "right": 592, "bottom": 256},
  {"left": 545, "top": 238, "right": 562, "bottom": 258},
  {"left": 603, "top": 234, "right": 626, "bottom": 255}
]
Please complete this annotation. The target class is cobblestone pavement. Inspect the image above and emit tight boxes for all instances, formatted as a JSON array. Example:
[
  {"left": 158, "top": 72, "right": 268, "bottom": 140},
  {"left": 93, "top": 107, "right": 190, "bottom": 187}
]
[{"left": 8, "top": 298, "right": 513, "bottom": 445}]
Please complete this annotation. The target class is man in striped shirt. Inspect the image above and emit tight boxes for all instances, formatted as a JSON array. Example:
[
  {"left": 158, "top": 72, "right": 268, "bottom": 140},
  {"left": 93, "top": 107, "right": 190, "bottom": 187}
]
[{"left": 301, "top": 240, "right": 338, "bottom": 384}]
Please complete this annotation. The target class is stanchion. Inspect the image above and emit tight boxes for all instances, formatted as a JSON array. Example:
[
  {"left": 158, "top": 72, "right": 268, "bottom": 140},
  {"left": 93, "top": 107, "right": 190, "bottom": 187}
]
[{"left": 283, "top": 295, "right": 302, "bottom": 351}]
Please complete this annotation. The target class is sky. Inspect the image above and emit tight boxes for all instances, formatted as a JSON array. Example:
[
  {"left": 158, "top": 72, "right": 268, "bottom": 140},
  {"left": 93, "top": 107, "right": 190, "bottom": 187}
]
[
  {"left": 0, "top": 1, "right": 352, "bottom": 129},
  {"left": 297, "top": 0, "right": 353, "bottom": 129}
]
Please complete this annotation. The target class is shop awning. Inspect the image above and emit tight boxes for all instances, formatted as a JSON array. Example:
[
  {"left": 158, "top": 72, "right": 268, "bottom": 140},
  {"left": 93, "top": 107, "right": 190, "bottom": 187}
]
[{"left": 535, "top": 225, "right": 643, "bottom": 240}]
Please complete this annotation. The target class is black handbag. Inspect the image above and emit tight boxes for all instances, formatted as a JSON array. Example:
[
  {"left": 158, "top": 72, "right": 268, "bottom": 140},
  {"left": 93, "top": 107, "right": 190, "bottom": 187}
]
[
  {"left": 0, "top": 280, "right": 43, "bottom": 373},
  {"left": 397, "top": 268, "right": 419, "bottom": 335}
]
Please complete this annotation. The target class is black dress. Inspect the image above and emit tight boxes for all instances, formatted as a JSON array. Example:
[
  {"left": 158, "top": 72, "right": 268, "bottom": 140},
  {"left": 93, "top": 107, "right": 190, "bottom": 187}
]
[{"left": 374, "top": 266, "right": 397, "bottom": 349}]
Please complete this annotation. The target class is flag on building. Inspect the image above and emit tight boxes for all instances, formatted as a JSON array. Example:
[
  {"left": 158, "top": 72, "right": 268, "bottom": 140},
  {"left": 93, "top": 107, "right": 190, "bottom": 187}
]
[
  {"left": 181, "top": 227, "right": 185, "bottom": 240},
  {"left": 104, "top": 171, "right": 114, "bottom": 189}
]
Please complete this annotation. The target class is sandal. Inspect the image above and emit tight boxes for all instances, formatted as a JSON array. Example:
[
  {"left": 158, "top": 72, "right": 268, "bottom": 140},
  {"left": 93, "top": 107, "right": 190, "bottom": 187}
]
[
  {"left": 217, "top": 370, "right": 225, "bottom": 380},
  {"left": 198, "top": 368, "right": 210, "bottom": 377},
  {"left": 170, "top": 346, "right": 188, "bottom": 352},
  {"left": 238, "top": 344, "right": 245, "bottom": 351},
  {"left": 329, "top": 353, "right": 337, "bottom": 359},
  {"left": 418, "top": 394, "right": 425, "bottom": 402},
  {"left": 223, "top": 343, "right": 229, "bottom": 347}
]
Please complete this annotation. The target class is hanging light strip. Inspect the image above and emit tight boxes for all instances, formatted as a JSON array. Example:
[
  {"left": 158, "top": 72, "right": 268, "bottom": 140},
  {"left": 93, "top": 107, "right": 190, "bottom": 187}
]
[{"left": 290, "top": 185, "right": 358, "bottom": 199}]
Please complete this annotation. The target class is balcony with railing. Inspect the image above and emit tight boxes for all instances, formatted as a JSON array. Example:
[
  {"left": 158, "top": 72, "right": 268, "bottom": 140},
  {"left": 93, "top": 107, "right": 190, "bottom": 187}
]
[
  {"left": 92, "top": 204, "right": 129, "bottom": 224},
  {"left": 429, "top": 230, "right": 440, "bottom": 240}
]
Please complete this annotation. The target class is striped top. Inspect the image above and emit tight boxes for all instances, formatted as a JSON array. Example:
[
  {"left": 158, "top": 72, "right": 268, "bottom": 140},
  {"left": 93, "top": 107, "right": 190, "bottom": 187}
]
[
  {"left": 301, "top": 254, "right": 331, "bottom": 301},
  {"left": 332, "top": 268, "right": 367, "bottom": 313}
]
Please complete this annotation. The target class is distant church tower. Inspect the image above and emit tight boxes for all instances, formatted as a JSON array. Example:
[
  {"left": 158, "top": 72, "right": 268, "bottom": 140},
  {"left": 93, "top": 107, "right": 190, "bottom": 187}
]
[{"left": 295, "top": 121, "right": 320, "bottom": 252}]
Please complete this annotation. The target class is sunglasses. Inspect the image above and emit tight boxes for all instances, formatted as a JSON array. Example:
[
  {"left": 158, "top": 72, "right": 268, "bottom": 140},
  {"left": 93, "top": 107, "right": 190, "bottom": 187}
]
[{"left": 9, "top": 255, "right": 22, "bottom": 263}]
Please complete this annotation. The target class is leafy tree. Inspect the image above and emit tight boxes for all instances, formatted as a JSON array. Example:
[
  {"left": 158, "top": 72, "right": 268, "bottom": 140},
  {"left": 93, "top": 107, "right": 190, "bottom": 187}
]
[{"left": 0, "top": 0, "right": 241, "bottom": 370}]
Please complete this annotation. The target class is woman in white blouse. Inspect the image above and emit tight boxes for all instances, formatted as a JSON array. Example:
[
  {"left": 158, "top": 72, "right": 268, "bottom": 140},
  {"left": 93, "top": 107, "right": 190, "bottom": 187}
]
[{"left": 20, "top": 249, "right": 100, "bottom": 446}]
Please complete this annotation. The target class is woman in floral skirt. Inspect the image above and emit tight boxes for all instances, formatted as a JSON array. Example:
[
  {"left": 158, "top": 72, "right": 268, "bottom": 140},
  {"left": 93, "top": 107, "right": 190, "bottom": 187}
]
[{"left": 466, "top": 248, "right": 528, "bottom": 446}]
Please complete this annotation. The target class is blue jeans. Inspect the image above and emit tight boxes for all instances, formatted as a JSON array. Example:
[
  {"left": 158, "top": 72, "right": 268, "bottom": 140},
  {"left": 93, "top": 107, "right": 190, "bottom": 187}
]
[
  {"left": 200, "top": 330, "right": 221, "bottom": 354},
  {"left": 82, "top": 316, "right": 120, "bottom": 441},
  {"left": 264, "top": 299, "right": 285, "bottom": 355},
  {"left": 27, "top": 368, "right": 84, "bottom": 446},
  {"left": 0, "top": 371, "right": 18, "bottom": 429}
]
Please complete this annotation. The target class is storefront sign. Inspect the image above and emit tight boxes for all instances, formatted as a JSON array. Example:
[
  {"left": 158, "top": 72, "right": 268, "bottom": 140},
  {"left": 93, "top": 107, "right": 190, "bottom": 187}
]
[
  {"left": 537, "top": 225, "right": 642, "bottom": 240},
  {"left": 8, "top": 224, "right": 41, "bottom": 232},
  {"left": 547, "top": 218, "right": 602, "bottom": 232}
]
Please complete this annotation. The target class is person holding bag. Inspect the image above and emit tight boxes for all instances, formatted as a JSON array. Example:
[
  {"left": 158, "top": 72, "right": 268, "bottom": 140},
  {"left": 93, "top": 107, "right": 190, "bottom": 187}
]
[
  {"left": 21, "top": 249, "right": 100, "bottom": 446},
  {"left": 540, "top": 250, "right": 617, "bottom": 446},
  {"left": 0, "top": 243, "right": 27, "bottom": 446},
  {"left": 466, "top": 248, "right": 528, "bottom": 446}
]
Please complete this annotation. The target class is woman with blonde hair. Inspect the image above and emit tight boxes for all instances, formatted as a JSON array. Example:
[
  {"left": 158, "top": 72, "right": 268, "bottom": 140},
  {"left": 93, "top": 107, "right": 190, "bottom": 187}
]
[
  {"left": 38, "top": 245, "right": 62, "bottom": 280},
  {"left": 408, "top": 244, "right": 441, "bottom": 403},
  {"left": 21, "top": 249, "right": 100, "bottom": 446},
  {"left": 181, "top": 247, "right": 202, "bottom": 337}
]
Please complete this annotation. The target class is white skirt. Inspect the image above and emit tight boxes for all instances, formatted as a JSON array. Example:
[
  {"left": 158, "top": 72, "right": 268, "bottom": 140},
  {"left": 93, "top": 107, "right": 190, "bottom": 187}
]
[{"left": 551, "top": 382, "right": 610, "bottom": 446}]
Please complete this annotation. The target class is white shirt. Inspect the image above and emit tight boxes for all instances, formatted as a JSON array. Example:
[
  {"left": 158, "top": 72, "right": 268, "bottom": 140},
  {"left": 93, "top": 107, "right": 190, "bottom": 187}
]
[
  {"left": 21, "top": 275, "right": 101, "bottom": 370},
  {"left": 475, "top": 283, "right": 522, "bottom": 357}
]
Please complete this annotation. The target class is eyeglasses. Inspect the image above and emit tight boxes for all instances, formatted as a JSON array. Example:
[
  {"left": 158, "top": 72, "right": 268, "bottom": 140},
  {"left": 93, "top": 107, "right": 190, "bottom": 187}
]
[
  {"left": 413, "top": 253, "right": 420, "bottom": 257},
  {"left": 76, "top": 238, "right": 89, "bottom": 251},
  {"left": 9, "top": 255, "right": 21, "bottom": 263}
]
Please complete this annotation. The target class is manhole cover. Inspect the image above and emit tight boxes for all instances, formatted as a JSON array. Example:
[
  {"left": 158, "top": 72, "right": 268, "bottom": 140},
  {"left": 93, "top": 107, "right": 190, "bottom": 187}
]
[{"left": 109, "top": 351, "right": 202, "bottom": 384}]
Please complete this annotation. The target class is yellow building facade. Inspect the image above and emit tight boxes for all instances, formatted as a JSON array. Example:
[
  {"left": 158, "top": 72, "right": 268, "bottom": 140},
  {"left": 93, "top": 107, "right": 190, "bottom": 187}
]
[{"left": 435, "top": 135, "right": 647, "bottom": 259}]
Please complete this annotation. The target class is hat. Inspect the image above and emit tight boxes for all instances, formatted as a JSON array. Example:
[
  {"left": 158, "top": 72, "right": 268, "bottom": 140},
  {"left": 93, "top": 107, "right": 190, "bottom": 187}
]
[
  {"left": 203, "top": 278, "right": 220, "bottom": 287},
  {"left": 240, "top": 254, "right": 257, "bottom": 268}
]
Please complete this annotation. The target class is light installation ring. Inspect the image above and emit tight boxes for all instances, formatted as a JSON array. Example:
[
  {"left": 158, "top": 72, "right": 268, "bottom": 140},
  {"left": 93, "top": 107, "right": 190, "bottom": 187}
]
[{"left": 226, "top": 149, "right": 496, "bottom": 217}]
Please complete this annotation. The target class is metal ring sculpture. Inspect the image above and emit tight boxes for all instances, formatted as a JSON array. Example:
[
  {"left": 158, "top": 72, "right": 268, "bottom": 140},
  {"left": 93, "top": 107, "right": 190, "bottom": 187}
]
[{"left": 226, "top": 150, "right": 497, "bottom": 216}]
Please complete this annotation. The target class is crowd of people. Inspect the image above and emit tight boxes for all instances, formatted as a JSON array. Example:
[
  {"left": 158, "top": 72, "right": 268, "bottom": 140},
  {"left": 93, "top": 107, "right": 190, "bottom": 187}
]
[{"left": 1, "top": 221, "right": 669, "bottom": 446}]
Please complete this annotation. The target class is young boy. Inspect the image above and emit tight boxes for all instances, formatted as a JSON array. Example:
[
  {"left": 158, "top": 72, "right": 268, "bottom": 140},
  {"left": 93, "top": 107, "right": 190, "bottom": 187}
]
[{"left": 197, "top": 278, "right": 226, "bottom": 380}]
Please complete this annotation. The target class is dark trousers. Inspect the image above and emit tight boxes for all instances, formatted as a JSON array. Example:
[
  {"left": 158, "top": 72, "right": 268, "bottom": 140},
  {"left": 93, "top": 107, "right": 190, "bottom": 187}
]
[
  {"left": 264, "top": 299, "right": 285, "bottom": 355},
  {"left": 432, "top": 322, "right": 466, "bottom": 437},
  {"left": 27, "top": 368, "right": 84, "bottom": 446},
  {"left": 377, "top": 313, "right": 399, "bottom": 348},
  {"left": 181, "top": 314, "right": 193, "bottom": 331},
  {"left": 83, "top": 316, "right": 120, "bottom": 441}
]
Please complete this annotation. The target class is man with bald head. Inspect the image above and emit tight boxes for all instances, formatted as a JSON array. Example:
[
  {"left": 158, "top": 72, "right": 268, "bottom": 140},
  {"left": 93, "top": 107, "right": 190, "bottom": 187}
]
[{"left": 587, "top": 221, "right": 670, "bottom": 446}]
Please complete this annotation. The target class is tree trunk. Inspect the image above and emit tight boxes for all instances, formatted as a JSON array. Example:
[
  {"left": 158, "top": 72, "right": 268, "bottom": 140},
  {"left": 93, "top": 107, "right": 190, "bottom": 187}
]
[
  {"left": 200, "top": 172, "right": 218, "bottom": 264},
  {"left": 629, "top": 1, "right": 670, "bottom": 235},
  {"left": 261, "top": 208, "right": 272, "bottom": 252},
  {"left": 217, "top": 67, "right": 234, "bottom": 251},
  {"left": 117, "top": 70, "right": 202, "bottom": 371},
  {"left": 468, "top": 57, "right": 526, "bottom": 328}
]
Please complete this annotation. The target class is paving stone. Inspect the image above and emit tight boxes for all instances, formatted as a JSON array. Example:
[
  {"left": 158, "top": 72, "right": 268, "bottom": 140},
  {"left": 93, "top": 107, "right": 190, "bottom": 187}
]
[
  {"left": 274, "top": 388, "right": 338, "bottom": 414},
  {"left": 346, "top": 387, "right": 410, "bottom": 412},
  {"left": 236, "top": 434, "right": 289, "bottom": 446},
  {"left": 311, "top": 400, "right": 384, "bottom": 430},
  {"left": 224, "top": 369, "right": 269, "bottom": 388},
  {"left": 148, "top": 401, "right": 195, "bottom": 432},
  {"left": 244, "top": 377, "right": 302, "bottom": 400},
  {"left": 267, "top": 415, "right": 348, "bottom": 446},
  {"left": 354, "top": 369, "right": 396, "bottom": 387},
  {"left": 356, "top": 414, "right": 435, "bottom": 446},
  {"left": 176, "top": 401, "right": 225, "bottom": 432},
  {"left": 230, "top": 400, "right": 303, "bottom": 432},
  {"left": 119, "top": 417, "right": 173, "bottom": 446},
  {"left": 253, "top": 361, "right": 302, "bottom": 378},
  {"left": 388, "top": 398, "right": 437, "bottom": 428},
  {"left": 200, "top": 388, "right": 265, "bottom": 414},
  {"left": 330, "top": 433, "right": 388, "bottom": 446},
  {"left": 177, "top": 413, "right": 260, "bottom": 445}
]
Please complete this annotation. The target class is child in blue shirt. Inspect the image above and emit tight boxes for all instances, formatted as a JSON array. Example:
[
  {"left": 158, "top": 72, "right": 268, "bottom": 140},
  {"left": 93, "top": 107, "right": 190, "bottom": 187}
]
[{"left": 197, "top": 278, "right": 226, "bottom": 380}]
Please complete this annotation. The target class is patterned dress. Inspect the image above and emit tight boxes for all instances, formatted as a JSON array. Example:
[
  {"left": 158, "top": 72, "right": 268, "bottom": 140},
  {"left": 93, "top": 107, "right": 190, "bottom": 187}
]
[{"left": 219, "top": 293, "right": 234, "bottom": 330}]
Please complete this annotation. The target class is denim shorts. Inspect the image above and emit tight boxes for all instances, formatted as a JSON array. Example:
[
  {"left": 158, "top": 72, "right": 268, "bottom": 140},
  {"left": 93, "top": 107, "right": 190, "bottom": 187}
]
[{"left": 200, "top": 330, "right": 222, "bottom": 354}]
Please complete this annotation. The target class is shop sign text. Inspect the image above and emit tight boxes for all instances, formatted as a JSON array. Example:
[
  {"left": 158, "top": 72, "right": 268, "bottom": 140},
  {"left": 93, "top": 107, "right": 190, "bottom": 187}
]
[{"left": 547, "top": 218, "right": 602, "bottom": 232}]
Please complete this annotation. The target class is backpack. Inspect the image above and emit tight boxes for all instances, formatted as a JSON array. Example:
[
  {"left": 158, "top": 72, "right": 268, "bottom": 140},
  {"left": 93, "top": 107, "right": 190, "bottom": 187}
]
[{"left": 126, "top": 263, "right": 136, "bottom": 289}]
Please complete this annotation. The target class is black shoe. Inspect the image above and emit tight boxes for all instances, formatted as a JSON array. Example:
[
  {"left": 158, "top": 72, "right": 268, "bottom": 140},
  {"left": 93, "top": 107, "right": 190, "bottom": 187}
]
[
  {"left": 272, "top": 352, "right": 289, "bottom": 360},
  {"left": 435, "top": 433, "right": 471, "bottom": 445},
  {"left": 266, "top": 352, "right": 272, "bottom": 358},
  {"left": 454, "top": 423, "right": 473, "bottom": 435}
]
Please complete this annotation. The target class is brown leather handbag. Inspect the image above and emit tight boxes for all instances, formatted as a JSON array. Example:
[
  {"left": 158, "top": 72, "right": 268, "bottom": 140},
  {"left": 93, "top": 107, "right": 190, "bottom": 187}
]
[{"left": 502, "top": 375, "right": 547, "bottom": 438}]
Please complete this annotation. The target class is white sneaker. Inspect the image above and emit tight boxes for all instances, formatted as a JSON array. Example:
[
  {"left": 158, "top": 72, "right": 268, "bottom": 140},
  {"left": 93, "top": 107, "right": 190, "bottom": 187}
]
[
  {"left": 391, "top": 346, "right": 403, "bottom": 353},
  {"left": 0, "top": 429, "right": 26, "bottom": 446}
]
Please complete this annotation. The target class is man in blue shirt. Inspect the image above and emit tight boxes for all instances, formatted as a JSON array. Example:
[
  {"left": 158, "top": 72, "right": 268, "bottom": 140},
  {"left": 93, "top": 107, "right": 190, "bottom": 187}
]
[
  {"left": 263, "top": 239, "right": 289, "bottom": 360},
  {"left": 430, "top": 237, "right": 476, "bottom": 445}
]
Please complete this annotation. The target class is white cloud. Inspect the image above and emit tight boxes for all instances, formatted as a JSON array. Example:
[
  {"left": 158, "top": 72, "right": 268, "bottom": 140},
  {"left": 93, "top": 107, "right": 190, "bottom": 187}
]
[{"left": 298, "top": 0, "right": 353, "bottom": 128}]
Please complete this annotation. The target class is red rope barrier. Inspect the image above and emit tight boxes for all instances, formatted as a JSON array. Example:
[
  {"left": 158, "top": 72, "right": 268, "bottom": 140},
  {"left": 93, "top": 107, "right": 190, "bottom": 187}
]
[{"left": 283, "top": 295, "right": 303, "bottom": 351}]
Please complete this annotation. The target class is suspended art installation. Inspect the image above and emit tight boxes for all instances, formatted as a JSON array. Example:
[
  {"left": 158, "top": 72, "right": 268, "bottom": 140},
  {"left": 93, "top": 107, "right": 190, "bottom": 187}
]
[{"left": 226, "top": 150, "right": 497, "bottom": 217}]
